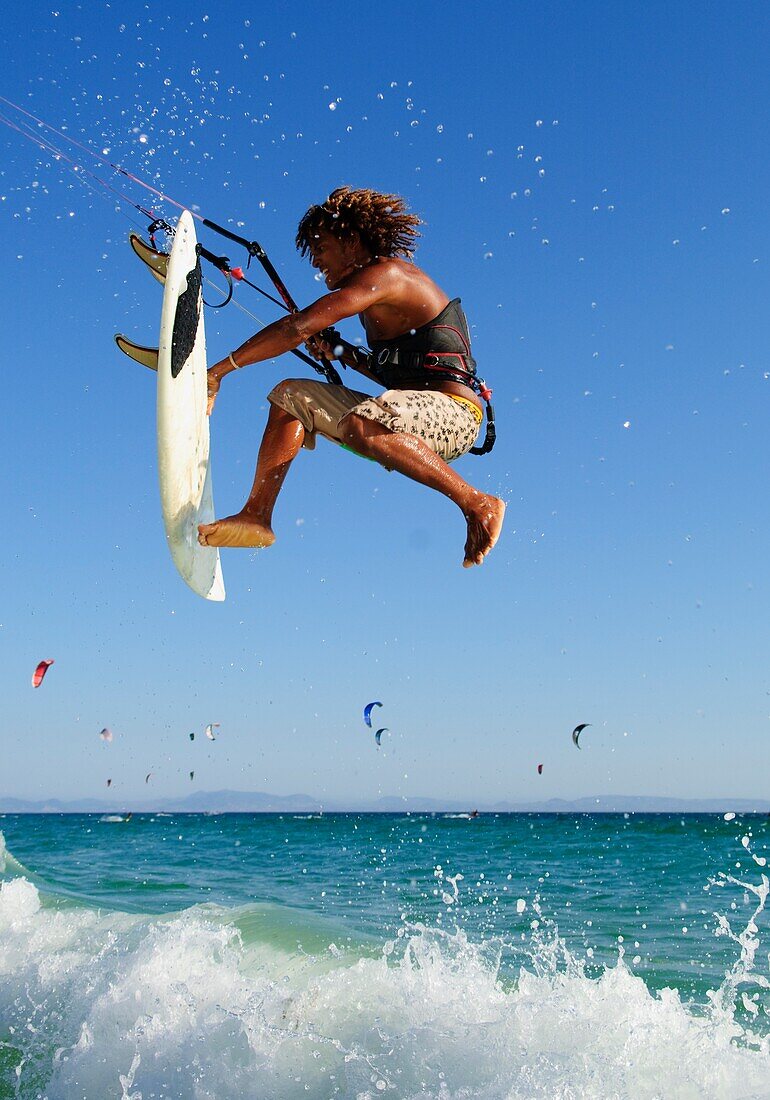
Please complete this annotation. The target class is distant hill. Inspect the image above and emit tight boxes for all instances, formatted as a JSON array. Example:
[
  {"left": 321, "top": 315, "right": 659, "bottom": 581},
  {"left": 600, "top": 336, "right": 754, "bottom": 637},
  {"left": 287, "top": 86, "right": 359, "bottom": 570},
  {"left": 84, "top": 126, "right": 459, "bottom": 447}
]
[{"left": 1, "top": 791, "right": 769, "bottom": 814}]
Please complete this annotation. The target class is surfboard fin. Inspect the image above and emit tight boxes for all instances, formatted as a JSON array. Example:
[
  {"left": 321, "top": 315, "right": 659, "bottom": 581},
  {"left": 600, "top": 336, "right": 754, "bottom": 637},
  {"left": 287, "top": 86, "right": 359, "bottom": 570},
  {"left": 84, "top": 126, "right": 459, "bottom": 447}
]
[
  {"left": 129, "top": 233, "right": 169, "bottom": 284},
  {"left": 115, "top": 333, "right": 159, "bottom": 371}
]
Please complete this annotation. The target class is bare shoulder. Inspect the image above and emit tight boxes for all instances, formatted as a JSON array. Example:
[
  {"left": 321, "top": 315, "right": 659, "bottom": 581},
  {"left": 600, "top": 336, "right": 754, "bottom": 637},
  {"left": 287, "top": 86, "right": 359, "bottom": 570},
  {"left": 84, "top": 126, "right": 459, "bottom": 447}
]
[
  {"left": 350, "top": 258, "right": 450, "bottom": 339},
  {"left": 342, "top": 256, "right": 410, "bottom": 294}
]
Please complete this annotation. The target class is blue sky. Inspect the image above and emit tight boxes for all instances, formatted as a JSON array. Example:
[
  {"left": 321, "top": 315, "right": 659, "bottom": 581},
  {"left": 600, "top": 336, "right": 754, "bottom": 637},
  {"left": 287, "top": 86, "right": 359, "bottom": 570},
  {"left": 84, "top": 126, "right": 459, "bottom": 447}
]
[{"left": 2, "top": 0, "right": 769, "bottom": 804}]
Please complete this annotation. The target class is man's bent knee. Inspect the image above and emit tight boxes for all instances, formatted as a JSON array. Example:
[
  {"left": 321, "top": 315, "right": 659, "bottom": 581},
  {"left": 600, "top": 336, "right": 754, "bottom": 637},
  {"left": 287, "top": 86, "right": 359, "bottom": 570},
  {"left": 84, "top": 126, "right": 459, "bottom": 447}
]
[{"left": 268, "top": 378, "right": 304, "bottom": 405}]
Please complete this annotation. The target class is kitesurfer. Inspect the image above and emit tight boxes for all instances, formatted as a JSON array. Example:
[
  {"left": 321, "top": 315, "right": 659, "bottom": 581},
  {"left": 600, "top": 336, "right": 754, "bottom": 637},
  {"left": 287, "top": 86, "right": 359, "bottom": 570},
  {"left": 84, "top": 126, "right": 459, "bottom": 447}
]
[{"left": 198, "top": 187, "right": 505, "bottom": 567}]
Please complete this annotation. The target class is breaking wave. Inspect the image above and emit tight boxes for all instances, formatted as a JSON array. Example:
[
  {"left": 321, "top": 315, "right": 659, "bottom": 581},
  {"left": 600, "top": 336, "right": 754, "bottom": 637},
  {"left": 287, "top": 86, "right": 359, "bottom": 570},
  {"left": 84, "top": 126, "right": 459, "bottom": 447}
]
[{"left": 1, "top": 831, "right": 769, "bottom": 1099}]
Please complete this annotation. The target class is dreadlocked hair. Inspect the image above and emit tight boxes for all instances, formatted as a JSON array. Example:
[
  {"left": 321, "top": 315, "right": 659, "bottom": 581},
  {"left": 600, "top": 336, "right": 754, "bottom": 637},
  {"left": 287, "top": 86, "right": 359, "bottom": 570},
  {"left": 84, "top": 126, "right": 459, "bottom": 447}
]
[{"left": 295, "top": 187, "right": 422, "bottom": 259}]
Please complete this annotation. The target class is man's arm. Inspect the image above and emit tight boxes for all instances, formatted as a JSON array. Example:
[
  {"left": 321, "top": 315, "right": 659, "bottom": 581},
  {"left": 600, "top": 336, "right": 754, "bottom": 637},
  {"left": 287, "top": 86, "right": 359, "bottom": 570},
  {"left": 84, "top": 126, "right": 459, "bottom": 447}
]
[
  {"left": 204, "top": 268, "right": 397, "bottom": 413},
  {"left": 210, "top": 266, "right": 395, "bottom": 383}
]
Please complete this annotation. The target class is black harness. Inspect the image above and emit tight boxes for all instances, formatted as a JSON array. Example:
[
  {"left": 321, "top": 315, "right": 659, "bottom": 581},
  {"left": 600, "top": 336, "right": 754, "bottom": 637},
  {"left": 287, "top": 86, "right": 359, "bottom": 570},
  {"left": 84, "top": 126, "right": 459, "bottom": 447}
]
[{"left": 367, "top": 299, "right": 495, "bottom": 455}]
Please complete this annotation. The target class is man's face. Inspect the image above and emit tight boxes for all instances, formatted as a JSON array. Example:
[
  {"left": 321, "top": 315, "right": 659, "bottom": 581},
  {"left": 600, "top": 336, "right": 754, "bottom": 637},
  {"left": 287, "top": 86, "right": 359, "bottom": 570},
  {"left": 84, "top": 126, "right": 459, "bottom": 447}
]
[{"left": 308, "top": 228, "right": 355, "bottom": 289}]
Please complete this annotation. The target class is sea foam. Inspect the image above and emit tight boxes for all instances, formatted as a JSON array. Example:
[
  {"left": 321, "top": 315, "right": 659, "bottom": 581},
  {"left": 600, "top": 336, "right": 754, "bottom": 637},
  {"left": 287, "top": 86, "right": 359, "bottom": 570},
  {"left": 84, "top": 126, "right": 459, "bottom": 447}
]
[{"left": 1, "top": 869, "right": 770, "bottom": 1099}]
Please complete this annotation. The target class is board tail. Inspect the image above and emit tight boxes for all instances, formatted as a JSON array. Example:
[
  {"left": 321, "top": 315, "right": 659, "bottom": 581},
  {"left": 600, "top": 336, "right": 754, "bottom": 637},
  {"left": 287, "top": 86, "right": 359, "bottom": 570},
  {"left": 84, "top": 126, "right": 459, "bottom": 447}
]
[
  {"left": 129, "top": 233, "right": 169, "bottom": 284},
  {"left": 115, "top": 333, "right": 159, "bottom": 371}
]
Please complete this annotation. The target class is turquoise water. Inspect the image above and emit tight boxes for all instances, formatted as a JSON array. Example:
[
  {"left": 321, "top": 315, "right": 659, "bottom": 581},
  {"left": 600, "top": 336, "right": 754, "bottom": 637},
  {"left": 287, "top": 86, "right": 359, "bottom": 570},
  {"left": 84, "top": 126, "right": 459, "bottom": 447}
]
[{"left": 1, "top": 812, "right": 769, "bottom": 1098}]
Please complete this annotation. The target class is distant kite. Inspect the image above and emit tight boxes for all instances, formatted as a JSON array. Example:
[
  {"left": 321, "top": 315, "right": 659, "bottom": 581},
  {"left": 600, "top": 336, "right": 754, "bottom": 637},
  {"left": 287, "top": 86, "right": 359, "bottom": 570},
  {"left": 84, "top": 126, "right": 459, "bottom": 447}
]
[
  {"left": 537, "top": 763, "right": 543, "bottom": 775},
  {"left": 107, "top": 778, "right": 112, "bottom": 788},
  {"left": 99, "top": 728, "right": 113, "bottom": 743},
  {"left": 145, "top": 772, "right": 153, "bottom": 784},
  {"left": 205, "top": 723, "right": 220, "bottom": 741},
  {"left": 189, "top": 771, "right": 194, "bottom": 781},
  {"left": 364, "top": 701, "right": 383, "bottom": 728},
  {"left": 572, "top": 723, "right": 591, "bottom": 749},
  {"left": 31, "top": 659, "right": 54, "bottom": 688},
  {"left": 189, "top": 732, "right": 195, "bottom": 741},
  {"left": 375, "top": 727, "right": 388, "bottom": 747}
]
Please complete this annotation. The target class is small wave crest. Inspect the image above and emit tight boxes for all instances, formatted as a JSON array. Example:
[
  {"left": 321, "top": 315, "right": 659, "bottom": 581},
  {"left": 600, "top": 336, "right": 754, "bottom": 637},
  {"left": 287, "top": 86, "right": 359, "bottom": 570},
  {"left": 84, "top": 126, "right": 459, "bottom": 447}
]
[{"left": 0, "top": 828, "right": 33, "bottom": 879}]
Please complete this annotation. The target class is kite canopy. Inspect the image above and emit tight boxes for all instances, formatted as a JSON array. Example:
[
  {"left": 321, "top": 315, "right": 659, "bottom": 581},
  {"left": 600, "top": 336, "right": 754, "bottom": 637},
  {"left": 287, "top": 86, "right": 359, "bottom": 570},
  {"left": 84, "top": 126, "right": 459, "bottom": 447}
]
[
  {"left": 31, "top": 659, "right": 54, "bottom": 688},
  {"left": 572, "top": 723, "right": 591, "bottom": 749},
  {"left": 364, "top": 701, "right": 383, "bottom": 728}
]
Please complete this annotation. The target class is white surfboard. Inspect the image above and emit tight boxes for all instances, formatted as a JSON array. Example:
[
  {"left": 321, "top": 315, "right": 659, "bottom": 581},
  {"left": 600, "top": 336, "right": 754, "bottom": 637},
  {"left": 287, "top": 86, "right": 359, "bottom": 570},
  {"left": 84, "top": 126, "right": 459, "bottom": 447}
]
[{"left": 157, "top": 210, "right": 225, "bottom": 601}]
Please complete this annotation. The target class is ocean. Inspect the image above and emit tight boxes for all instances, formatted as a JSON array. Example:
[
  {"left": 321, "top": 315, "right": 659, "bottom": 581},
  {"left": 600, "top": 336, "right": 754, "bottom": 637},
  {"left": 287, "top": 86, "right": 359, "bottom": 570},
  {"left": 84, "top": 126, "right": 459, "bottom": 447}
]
[{"left": 0, "top": 811, "right": 769, "bottom": 1099}]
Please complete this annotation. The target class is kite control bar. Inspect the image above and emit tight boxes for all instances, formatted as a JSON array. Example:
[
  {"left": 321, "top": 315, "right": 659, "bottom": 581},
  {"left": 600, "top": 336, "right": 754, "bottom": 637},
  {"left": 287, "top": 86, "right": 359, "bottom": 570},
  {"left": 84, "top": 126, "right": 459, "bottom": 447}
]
[
  {"left": 203, "top": 216, "right": 371, "bottom": 387},
  {"left": 192, "top": 238, "right": 342, "bottom": 378}
]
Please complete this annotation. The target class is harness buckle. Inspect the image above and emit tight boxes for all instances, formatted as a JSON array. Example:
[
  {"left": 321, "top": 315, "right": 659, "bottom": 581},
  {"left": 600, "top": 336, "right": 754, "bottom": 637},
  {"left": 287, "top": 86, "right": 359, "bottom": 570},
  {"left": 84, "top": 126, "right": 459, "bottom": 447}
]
[{"left": 376, "top": 348, "right": 392, "bottom": 366}]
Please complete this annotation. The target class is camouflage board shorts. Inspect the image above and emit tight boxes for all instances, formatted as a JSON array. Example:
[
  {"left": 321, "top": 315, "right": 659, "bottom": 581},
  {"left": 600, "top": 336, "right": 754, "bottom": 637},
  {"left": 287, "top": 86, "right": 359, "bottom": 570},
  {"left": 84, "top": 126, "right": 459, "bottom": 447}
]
[{"left": 267, "top": 378, "right": 481, "bottom": 463}]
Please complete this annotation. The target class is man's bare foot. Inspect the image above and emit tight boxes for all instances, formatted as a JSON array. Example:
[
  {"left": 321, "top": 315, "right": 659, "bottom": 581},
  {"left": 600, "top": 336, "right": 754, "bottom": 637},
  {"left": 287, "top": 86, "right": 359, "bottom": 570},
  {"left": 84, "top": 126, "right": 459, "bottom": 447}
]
[
  {"left": 197, "top": 512, "right": 276, "bottom": 549},
  {"left": 462, "top": 495, "right": 506, "bottom": 568}
]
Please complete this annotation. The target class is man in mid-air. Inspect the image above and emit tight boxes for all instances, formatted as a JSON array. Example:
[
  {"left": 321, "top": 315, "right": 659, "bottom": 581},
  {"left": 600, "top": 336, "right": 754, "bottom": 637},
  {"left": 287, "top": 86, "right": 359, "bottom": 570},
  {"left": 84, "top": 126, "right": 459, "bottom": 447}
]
[{"left": 198, "top": 187, "right": 505, "bottom": 568}]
